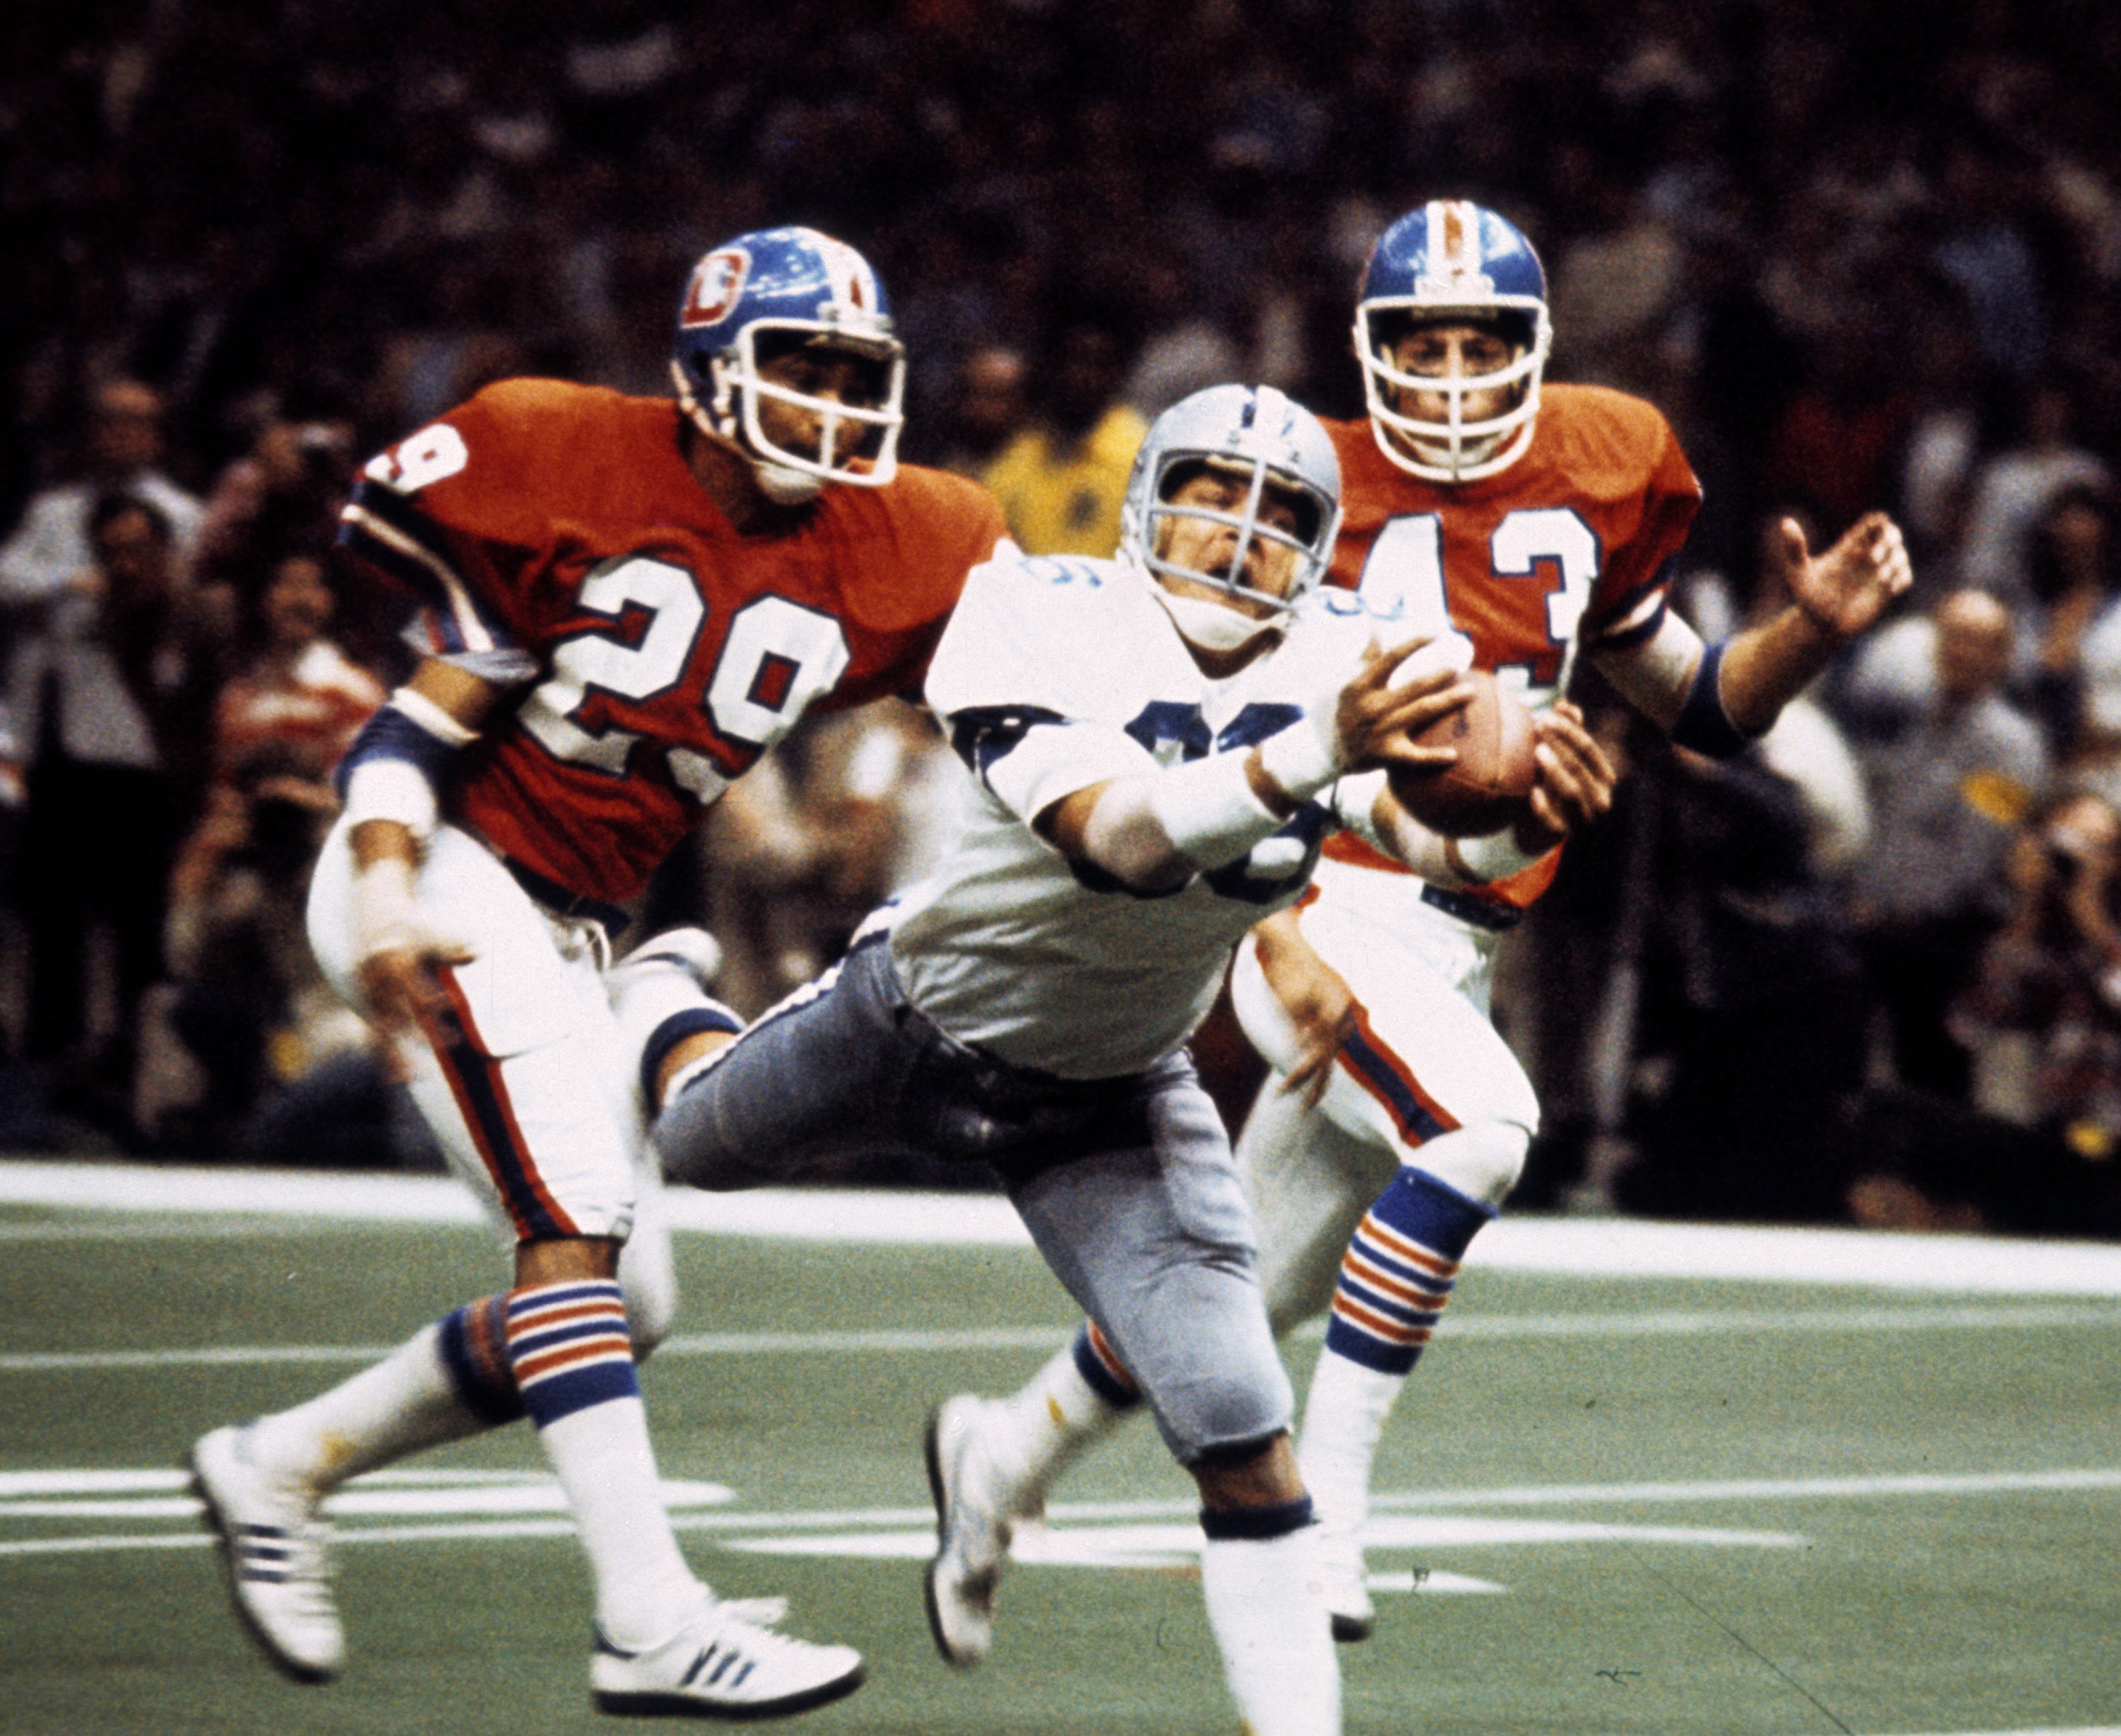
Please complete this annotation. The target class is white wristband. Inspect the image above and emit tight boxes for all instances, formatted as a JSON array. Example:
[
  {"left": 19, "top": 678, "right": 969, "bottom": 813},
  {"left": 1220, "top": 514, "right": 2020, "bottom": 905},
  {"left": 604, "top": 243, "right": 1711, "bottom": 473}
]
[
  {"left": 351, "top": 856, "right": 428, "bottom": 959},
  {"left": 1144, "top": 750, "right": 1285, "bottom": 870},
  {"left": 1449, "top": 825, "right": 1548, "bottom": 885},
  {"left": 1254, "top": 706, "right": 1342, "bottom": 805},
  {"left": 342, "top": 758, "right": 440, "bottom": 837}
]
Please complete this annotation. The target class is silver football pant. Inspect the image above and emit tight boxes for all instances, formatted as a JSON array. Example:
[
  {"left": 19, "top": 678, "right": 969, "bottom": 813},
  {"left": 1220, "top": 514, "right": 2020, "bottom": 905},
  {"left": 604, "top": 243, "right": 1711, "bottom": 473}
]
[{"left": 655, "top": 935, "right": 1292, "bottom": 1463}]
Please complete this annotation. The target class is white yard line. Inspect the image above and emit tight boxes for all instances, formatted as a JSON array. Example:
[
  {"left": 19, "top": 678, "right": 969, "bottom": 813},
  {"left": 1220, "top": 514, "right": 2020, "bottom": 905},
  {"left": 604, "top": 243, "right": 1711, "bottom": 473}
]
[
  {"left": 6, "top": 1464, "right": 2119, "bottom": 1559},
  {"left": 8, "top": 1158, "right": 2121, "bottom": 1292}
]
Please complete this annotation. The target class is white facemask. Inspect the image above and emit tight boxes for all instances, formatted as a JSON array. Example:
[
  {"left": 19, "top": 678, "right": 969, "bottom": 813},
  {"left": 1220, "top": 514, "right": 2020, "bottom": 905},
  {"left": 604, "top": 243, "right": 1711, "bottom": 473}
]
[{"left": 671, "top": 360, "right": 826, "bottom": 507}]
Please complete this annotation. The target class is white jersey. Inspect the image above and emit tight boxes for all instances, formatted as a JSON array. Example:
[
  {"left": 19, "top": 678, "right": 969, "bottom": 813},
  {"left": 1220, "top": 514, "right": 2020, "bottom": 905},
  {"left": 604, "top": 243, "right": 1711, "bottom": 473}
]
[{"left": 889, "top": 550, "right": 1387, "bottom": 1079}]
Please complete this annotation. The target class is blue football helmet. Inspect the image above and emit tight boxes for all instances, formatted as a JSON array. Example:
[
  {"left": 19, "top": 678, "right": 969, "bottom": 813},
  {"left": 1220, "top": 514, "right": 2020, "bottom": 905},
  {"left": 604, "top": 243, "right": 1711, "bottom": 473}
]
[
  {"left": 672, "top": 226, "right": 906, "bottom": 496},
  {"left": 1120, "top": 383, "right": 1342, "bottom": 620},
  {"left": 1353, "top": 200, "right": 1552, "bottom": 483}
]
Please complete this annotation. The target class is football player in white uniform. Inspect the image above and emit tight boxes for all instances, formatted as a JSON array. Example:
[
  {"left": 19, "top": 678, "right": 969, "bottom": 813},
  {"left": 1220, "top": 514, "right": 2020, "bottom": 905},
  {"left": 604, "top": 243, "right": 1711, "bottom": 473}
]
[
  {"left": 892, "top": 200, "right": 1917, "bottom": 1646},
  {"left": 609, "top": 382, "right": 1615, "bottom": 1736}
]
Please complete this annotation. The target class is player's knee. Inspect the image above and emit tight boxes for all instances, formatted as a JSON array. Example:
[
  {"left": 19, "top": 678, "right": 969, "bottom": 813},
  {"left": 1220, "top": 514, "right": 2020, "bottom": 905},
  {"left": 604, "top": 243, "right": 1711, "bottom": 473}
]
[
  {"left": 1188, "top": 1430, "right": 1304, "bottom": 1515},
  {"left": 1412, "top": 1117, "right": 1529, "bottom": 1208},
  {"left": 1171, "top": 1363, "right": 1295, "bottom": 1468}
]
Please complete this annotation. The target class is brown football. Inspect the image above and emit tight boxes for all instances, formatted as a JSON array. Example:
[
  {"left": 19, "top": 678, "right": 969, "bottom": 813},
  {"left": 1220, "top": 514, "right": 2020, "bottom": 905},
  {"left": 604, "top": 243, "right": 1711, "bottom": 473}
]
[{"left": 1388, "top": 668, "right": 1540, "bottom": 837}]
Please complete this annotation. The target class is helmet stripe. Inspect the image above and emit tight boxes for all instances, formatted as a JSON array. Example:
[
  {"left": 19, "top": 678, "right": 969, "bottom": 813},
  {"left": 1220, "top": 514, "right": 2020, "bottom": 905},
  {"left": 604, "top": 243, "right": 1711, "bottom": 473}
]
[{"left": 1439, "top": 201, "right": 1466, "bottom": 274}]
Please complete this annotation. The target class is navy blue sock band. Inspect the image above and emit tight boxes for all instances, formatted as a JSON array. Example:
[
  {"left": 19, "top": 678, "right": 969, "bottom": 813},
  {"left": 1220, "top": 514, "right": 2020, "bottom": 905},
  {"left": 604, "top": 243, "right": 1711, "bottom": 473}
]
[
  {"left": 641, "top": 1006, "right": 744, "bottom": 1108},
  {"left": 1200, "top": 1494, "right": 1315, "bottom": 1542}
]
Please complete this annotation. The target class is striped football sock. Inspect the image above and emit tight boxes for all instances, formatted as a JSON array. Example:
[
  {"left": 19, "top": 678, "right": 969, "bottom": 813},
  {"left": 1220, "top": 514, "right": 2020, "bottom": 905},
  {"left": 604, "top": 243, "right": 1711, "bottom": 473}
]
[
  {"left": 1301, "top": 1167, "right": 1494, "bottom": 1536},
  {"left": 983, "top": 1324, "right": 1141, "bottom": 1512},
  {"left": 506, "top": 1280, "right": 701, "bottom": 1646}
]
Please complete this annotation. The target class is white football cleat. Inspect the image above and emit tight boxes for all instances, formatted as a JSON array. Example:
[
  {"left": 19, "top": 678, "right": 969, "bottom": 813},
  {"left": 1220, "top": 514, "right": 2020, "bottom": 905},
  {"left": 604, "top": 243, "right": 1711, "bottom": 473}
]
[
  {"left": 1316, "top": 1519, "right": 1375, "bottom": 1643},
  {"left": 187, "top": 1424, "right": 345, "bottom": 1682},
  {"left": 923, "top": 1395, "right": 1017, "bottom": 1668},
  {"left": 590, "top": 1592, "right": 864, "bottom": 1719}
]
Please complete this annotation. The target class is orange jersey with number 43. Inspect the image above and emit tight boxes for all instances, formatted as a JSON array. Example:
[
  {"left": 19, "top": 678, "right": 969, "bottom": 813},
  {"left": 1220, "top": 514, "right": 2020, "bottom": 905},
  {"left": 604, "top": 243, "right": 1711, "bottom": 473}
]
[
  {"left": 1320, "top": 382, "right": 1701, "bottom": 899},
  {"left": 340, "top": 378, "right": 1007, "bottom": 906},
  {"left": 1325, "top": 383, "right": 1700, "bottom": 689}
]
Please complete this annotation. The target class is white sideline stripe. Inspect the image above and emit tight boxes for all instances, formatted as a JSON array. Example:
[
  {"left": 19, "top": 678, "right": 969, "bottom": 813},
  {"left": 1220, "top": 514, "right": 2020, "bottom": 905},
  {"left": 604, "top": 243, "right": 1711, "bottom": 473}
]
[
  {"left": 7, "top": 1303, "right": 2120, "bottom": 1376},
  {"left": 8, "top": 1158, "right": 2121, "bottom": 1291},
  {"left": 6, "top": 1466, "right": 2118, "bottom": 1559}
]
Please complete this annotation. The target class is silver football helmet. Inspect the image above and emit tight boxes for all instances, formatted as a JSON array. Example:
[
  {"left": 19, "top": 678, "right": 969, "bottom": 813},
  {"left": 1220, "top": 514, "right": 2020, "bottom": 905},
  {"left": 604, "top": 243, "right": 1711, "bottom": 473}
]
[{"left": 1119, "top": 383, "right": 1342, "bottom": 620}]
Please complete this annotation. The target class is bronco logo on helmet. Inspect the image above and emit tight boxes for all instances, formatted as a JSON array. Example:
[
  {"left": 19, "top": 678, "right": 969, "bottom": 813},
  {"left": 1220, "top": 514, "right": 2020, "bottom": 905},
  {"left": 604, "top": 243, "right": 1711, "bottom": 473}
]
[{"left": 680, "top": 249, "right": 750, "bottom": 330}]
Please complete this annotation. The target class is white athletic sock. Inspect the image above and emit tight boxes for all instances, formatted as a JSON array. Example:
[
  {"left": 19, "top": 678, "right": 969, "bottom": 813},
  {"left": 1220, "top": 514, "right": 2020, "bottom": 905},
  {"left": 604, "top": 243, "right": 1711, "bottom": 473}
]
[
  {"left": 1295, "top": 1347, "right": 1403, "bottom": 1539},
  {"left": 535, "top": 1395, "right": 703, "bottom": 1647},
  {"left": 245, "top": 1323, "right": 491, "bottom": 1495},
  {"left": 984, "top": 1332, "right": 1135, "bottom": 1511},
  {"left": 506, "top": 1280, "right": 701, "bottom": 1649},
  {"left": 1199, "top": 1525, "right": 1340, "bottom": 1736}
]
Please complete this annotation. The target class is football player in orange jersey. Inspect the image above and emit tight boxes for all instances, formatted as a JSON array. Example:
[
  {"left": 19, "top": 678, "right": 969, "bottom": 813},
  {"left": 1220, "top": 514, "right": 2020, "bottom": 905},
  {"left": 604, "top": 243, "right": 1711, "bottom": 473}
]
[
  {"left": 187, "top": 227, "right": 1010, "bottom": 1716},
  {"left": 919, "top": 200, "right": 1912, "bottom": 1644}
]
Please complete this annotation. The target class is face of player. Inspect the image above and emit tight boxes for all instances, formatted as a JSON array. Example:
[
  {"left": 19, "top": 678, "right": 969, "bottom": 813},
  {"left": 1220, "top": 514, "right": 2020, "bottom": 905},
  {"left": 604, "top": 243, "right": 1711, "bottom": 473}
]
[
  {"left": 1385, "top": 322, "right": 1522, "bottom": 429},
  {"left": 752, "top": 345, "right": 892, "bottom": 470},
  {"left": 1153, "top": 467, "right": 1307, "bottom": 618}
]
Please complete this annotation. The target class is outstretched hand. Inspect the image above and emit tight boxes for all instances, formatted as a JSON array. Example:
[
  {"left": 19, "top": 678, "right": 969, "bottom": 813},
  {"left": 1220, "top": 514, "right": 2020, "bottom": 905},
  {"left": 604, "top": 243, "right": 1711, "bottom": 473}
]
[
  {"left": 1775, "top": 510, "right": 1913, "bottom": 642},
  {"left": 1251, "top": 911, "right": 1355, "bottom": 1109},
  {"left": 348, "top": 821, "right": 477, "bottom": 1052}
]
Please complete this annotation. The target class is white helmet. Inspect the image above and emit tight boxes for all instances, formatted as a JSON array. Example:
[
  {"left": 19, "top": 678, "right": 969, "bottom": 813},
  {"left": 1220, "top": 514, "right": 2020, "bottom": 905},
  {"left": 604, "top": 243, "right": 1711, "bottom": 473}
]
[{"left": 1120, "top": 384, "right": 1342, "bottom": 627}]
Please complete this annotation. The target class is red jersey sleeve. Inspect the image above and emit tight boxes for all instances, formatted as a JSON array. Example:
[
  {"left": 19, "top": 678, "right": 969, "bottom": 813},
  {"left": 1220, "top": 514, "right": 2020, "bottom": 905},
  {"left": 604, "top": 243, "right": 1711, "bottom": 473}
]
[
  {"left": 1570, "top": 390, "right": 1702, "bottom": 651},
  {"left": 338, "top": 380, "right": 627, "bottom": 665}
]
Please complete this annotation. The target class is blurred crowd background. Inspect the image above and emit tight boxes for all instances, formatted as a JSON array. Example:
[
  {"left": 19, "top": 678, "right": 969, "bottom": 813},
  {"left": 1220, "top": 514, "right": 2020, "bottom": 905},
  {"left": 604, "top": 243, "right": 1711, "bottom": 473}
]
[{"left": 6, "top": 0, "right": 2121, "bottom": 1237}]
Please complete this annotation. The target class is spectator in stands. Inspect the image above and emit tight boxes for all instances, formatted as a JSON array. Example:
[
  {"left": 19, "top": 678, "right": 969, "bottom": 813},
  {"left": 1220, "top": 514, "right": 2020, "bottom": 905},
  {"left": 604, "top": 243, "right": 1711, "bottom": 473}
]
[
  {"left": 147, "top": 546, "right": 382, "bottom": 1141},
  {"left": 980, "top": 307, "right": 1145, "bottom": 557},
  {"left": 929, "top": 343, "right": 1029, "bottom": 481},
  {"left": 1956, "top": 375, "right": 2110, "bottom": 607},
  {"left": 2023, "top": 482, "right": 2121, "bottom": 766},
  {"left": 0, "top": 380, "right": 206, "bottom": 610},
  {"left": 206, "top": 547, "right": 387, "bottom": 786},
  {"left": 189, "top": 388, "right": 361, "bottom": 612},
  {"left": 1849, "top": 787, "right": 2121, "bottom": 1238},
  {"left": 4, "top": 493, "right": 226, "bottom": 1141},
  {"left": 1847, "top": 587, "right": 2052, "bottom": 1099}
]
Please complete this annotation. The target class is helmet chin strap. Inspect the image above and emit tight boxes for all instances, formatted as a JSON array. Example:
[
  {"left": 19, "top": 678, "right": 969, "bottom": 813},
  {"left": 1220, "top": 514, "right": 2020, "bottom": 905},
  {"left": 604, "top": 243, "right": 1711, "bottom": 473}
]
[
  {"left": 669, "top": 360, "right": 824, "bottom": 506},
  {"left": 751, "top": 461, "right": 824, "bottom": 506},
  {"left": 1148, "top": 581, "right": 1284, "bottom": 655}
]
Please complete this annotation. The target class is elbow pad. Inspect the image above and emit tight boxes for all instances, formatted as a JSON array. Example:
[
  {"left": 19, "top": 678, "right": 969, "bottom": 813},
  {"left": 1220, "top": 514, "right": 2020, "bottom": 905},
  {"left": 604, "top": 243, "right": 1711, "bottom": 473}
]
[{"left": 1670, "top": 641, "right": 1749, "bottom": 759}]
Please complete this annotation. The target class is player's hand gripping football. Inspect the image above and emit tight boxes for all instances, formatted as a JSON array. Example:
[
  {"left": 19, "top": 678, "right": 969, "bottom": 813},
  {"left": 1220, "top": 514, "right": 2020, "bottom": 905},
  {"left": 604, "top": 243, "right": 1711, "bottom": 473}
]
[
  {"left": 1515, "top": 699, "right": 1619, "bottom": 852},
  {"left": 1335, "top": 636, "right": 1476, "bottom": 774},
  {"left": 1775, "top": 510, "right": 1913, "bottom": 641}
]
